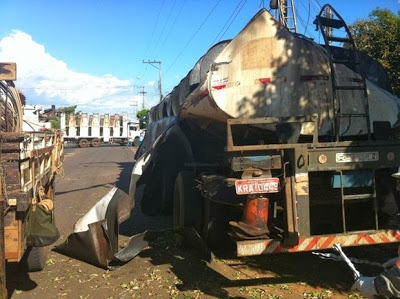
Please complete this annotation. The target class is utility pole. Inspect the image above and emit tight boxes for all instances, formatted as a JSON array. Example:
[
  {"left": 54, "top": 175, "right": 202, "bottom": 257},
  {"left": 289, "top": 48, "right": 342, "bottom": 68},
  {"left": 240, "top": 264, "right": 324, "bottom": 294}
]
[
  {"left": 138, "top": 86, "right": 147, "bottom": 110},
  {"left": 142, "top": 60, "right": 162, "bottom": 103},
  {"left": 130, "top": 100, "right": 138, "bottom": 117}
]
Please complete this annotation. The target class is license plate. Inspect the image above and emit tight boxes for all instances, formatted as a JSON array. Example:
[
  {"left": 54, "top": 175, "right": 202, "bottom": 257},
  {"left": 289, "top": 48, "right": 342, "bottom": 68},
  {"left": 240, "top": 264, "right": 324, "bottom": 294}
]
[
  {"left": 336, "top": 152, "right": 379, "bottom": 163},
  {"left": 235, "top": 178, "right": 280, "bottom": 195}
]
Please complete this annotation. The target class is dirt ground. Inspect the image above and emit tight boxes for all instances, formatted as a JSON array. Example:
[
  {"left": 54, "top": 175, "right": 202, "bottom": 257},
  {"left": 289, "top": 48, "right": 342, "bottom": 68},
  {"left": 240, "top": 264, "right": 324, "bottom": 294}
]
[{"left": 5, "top": 145, "right": 398, "bottom": 298}]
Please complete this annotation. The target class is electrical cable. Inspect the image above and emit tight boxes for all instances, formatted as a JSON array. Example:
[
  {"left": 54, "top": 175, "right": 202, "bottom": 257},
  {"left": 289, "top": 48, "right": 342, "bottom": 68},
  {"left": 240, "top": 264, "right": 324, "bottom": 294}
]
[
  {"left": 208, "top": 0, "right": 246, "bottom": 48},
  {"left": 142, "top": 0, "right": 166, "bottom": 61},
  {"left": 140, "top": 0, "right": 166, "bottom": 84},
  {"left": 217, "top": 0, "right": 248, "bottom": 43},
  {"left": 149, "top": 0, "right": 179, "bottom": 59},
  {"left": 154, "top": 0, "right": 187, "bottom": 59},
  {"left": 165, "top": 0, "right": 223, "bottom": 74}
]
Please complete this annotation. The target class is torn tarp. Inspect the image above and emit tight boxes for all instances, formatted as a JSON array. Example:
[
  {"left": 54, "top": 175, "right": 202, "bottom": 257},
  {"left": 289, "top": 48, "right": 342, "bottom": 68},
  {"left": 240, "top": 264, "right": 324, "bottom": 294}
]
[{"left": 55, "top": 187, "right": 156, "bottom": 269}]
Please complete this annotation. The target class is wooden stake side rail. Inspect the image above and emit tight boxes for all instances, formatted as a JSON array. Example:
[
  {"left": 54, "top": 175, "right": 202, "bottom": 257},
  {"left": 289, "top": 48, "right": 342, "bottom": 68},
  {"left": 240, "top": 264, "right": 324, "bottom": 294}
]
[{"left": 0, "top": 130, "right": 63, "bottom": 264}]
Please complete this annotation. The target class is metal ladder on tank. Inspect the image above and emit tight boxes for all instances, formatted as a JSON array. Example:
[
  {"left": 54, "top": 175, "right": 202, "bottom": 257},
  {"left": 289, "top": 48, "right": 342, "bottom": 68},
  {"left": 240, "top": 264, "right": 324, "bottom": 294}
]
[
  {"left": 315, "top": 5, "right": 378, "bottom": 232},
  {"left": 314, "top": 4, "right": 371, "bottom": 141},
  {"left": 278, "top": 0, "right": 298, "bottom": 33}
]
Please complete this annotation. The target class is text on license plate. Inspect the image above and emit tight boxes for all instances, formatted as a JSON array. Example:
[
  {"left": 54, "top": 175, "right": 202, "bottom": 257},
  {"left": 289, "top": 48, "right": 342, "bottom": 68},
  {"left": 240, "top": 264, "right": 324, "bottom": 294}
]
[{"left": 235, "top": 178, "right": 280, "bottom": 195}]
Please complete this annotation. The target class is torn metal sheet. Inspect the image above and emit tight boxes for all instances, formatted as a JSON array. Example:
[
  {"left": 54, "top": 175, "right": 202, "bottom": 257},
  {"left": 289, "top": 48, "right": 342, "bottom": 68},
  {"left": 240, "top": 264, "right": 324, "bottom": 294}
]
[
  {"left": 56, "top": 187, "right": 154, "bottom": 269},
  {"left": 55, "top": 184, "right": 213, "bottom": 268}
]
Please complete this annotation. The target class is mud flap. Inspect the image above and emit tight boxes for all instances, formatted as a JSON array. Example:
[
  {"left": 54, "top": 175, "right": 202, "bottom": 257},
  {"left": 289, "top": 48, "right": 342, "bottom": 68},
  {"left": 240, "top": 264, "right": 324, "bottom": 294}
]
[{"left": 56, "top": 187, "right": 153, "bottom": 269}]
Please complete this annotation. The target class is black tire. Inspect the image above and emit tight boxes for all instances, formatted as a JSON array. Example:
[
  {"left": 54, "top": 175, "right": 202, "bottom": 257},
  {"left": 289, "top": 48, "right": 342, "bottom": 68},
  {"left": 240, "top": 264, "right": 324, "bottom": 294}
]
[
  {"left": 91, "top": 138, "right": 100, "bottom": 147},
  {"left": 173, "top": 171, "right": 202, "bottom": 231},
  {"left": 78, "top": 139, "right": 89, "bottom": 148},
  {"left": 133, "top": 137, "right": 140, "bottom": 147},
  {"left": 25, "top": 246, "right": 47, "bottom": 272}
]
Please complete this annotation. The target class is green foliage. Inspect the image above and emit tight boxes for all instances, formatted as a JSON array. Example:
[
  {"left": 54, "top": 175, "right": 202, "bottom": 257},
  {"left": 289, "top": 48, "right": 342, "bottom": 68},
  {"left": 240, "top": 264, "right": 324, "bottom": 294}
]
[
  {"left": 349, "top": 8, "right": 400, "bottom": 97},
  {"left": 63, "top": 105, "right": 77, "bottom": 114},
  {"left": 50, "top": 117, "right": 60, "bottom": 129},
  {"left": 136, "top": 109, "right": 150, "bottom": 129},
  {"left": 59, "top": 105, "right": 78, "bottom": 126}
]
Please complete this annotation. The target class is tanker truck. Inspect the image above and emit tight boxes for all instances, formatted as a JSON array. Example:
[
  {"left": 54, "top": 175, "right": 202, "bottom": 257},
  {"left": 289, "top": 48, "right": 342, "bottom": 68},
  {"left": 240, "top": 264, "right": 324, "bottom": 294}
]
[
  {"left": 0, "top": 63, "right": 64, "bottom": 297},
  {"left": 130, "top": 5, "right": 400, "bottom": 256}
]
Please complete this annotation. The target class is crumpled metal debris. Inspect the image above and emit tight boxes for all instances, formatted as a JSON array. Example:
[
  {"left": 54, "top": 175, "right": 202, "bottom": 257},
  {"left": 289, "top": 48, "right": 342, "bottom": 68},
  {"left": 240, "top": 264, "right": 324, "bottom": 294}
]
[
  {"left": 55, "top": 187, "right": 156, "bottom": 269},
  {"left": 55, "top": 186, "right": 214, "bottom": 269}
]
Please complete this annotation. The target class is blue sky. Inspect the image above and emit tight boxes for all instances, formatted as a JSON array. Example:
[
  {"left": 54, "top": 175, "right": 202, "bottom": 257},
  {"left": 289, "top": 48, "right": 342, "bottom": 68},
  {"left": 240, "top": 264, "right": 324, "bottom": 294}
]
[{"left": 0, "top": 0, "right": 398, "bottom": 119}]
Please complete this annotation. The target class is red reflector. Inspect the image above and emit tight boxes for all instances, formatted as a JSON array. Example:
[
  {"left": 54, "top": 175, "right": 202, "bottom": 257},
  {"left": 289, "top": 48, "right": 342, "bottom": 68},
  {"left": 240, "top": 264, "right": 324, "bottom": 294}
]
[
  {"left": 352, "top": 78, "right": 364, "bottom": 83},
  {"left": 212, "top": 85, "right": 226, "bottom": 90},
  {"left": 259, "top": 78, "right": 271, "bottom": 84},
  {"left": 199, "top": 89, "right": 209, "bottom": 99}
]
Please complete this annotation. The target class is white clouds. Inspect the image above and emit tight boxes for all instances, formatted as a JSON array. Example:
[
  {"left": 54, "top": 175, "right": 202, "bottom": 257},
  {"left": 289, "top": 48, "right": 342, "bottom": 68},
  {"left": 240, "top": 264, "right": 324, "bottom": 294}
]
[{"left": 0, "top": 30, "right": 153, "bottom": 118}]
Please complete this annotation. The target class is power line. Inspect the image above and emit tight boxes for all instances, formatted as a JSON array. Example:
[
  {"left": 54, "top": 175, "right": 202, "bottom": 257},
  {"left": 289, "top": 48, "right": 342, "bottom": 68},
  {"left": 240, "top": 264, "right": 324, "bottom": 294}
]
[
  {"left": 165, "top": 0, "right": 223, "bottom": 74},
  {"left": 142, "top": 0, "right": 166, "bottom": 64},
  {"left": 154, "top": 0, "right": 187, "bottom": 58},
  {"left": 209, "top": 0, "right": 247, "bottom": 47},
  {"left": 296, "top": 0, "right": 312, "bottom": 36},
  {"left": 215, "top": 0, "right": 248, "bottom": 44},
  {"left": 140, "top": 0, "right": 166, "bottom": 86},
  {"left": 149, "top": 0, "right": 179, "bottom": 59}
]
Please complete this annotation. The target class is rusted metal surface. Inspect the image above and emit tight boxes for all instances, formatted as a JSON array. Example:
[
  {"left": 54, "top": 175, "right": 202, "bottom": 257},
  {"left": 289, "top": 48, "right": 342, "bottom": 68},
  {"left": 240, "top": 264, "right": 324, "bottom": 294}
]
[
  {"left": 237, "top": 230, "right": 400, "bottom": 256},
  {"left": 308, "top": 143, "right": 400, "bottom": 171},
  {"left": 0, "top": 63, "right": 16, "bottom": 81},
  {"left": 0, "top": 143, "right": 20, "bottom": 152},
  {"left": 0, "top": 199, "right": 6, "bottom": 299},
  {"left": 3, "top": 163, "right": 20, "bottom": 185},
  {"left": 0, "top": 153, "right": 19, "bottom": 162},
  {"left": 0, "top": 133, "right": 24, "bottom": 142},
  {"left": 284, "top": 176, "right": 298, "bottom": 245},
  {"left": 230, "top": 155, "right": 282, "bottom": 171},
  {"left": 226, "top": 116, "right": 318, "bottom": 152},
  {"left": 230, "top": 197, "right": 270, "bottom": 239}
]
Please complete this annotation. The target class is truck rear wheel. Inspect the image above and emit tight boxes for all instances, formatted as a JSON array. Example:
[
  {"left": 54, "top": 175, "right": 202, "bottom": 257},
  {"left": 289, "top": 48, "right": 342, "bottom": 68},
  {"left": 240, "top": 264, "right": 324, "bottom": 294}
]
[
  {"left": 78, "top": 139, "right": 89, "bottom": 148},
  {"left": 173, "top": 171, "right": 202, "bottom": 231},
  {"left": 25, "top": 246, "right": 47, "bottom": 272},
  {"left": 91, "top": 138, "right": 100, "bottom": 147}
]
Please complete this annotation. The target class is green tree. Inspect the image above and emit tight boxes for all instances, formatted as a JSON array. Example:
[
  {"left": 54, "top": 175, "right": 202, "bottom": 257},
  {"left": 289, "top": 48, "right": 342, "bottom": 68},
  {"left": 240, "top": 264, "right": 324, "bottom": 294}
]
[
  {"left": 62, "top": 105, "right": 77, "bottom": 114},
  {"left": 137, "top": 109, "right": 150, "bottom": 129},
  {"left": 349, "top": 9, "right": 400, "bottom": 97},
  {"left": 50, "top": 117, "right": 60, "bottom": 129},
  {"left": 59, "top": 105, "right": 77, "bottom": 126}
]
